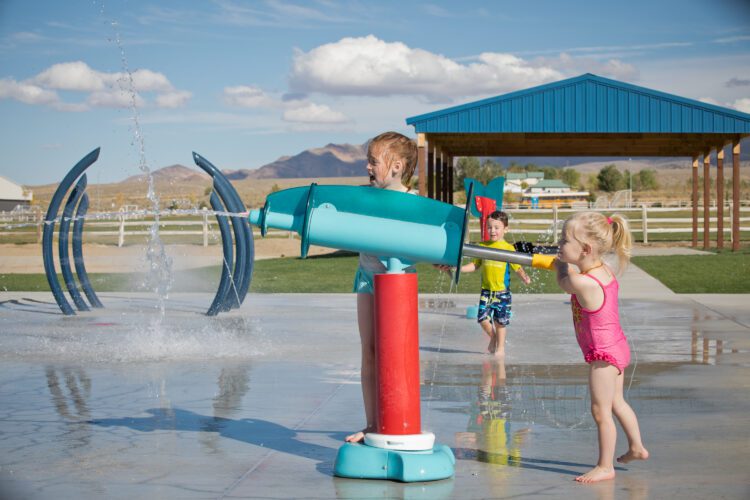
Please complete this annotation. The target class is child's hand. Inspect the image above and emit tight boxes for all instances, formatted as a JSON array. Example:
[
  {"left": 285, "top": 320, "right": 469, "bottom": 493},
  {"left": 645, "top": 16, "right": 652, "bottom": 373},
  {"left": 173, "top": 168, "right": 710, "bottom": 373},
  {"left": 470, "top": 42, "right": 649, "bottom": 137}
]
[
  {"left": 554, "top": 259, "right": 567, "bottom": 272},
  {"left": 433, "top": 264, "right": 453, "bottom": 275},
  {"left": 522, "top": 275, "right": 532, "bottom": 285}
]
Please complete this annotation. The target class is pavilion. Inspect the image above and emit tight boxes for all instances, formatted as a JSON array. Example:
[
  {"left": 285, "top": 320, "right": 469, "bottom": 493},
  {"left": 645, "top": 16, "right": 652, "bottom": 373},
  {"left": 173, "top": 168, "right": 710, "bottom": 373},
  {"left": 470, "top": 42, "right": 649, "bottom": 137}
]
[{"left": 406, "top": 73, "right": 750, "bottom": 250}]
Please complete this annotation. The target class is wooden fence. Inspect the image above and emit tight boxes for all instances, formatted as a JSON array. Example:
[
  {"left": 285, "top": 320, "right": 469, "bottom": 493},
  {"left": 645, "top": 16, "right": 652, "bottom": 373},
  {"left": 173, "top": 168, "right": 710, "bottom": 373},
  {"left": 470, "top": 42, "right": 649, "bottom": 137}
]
[{"left": 2, "top": 206, "right": 749, "bottom": 246}]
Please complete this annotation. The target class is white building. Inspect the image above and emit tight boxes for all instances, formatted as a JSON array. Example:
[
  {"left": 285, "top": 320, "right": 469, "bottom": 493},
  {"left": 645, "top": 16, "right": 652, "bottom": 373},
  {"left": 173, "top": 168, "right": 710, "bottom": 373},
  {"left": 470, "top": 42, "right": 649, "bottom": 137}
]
[
  {"left": 0, "top": 175, "right": 33, "bottom": 211},
  {"left": 504, "top": 172, "right": 544, "bottom": 193}
]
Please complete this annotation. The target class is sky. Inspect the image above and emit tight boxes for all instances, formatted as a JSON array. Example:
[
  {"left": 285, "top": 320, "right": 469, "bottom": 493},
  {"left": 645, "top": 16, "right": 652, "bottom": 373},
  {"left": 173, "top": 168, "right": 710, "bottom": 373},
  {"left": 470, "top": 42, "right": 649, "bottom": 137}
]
[{"left": 1, "top": 0, "right": 750, "bottom": 186}]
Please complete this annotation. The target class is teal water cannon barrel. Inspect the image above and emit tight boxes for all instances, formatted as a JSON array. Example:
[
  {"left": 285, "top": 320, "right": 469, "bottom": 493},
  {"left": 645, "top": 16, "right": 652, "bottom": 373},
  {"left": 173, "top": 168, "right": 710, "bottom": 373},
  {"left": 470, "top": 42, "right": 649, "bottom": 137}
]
[
  {"left": 248, "top": 184, "right": 472, "bottom": 277},
  {"left": 248, "top": 184, "right": 557, "bottom": 277}
]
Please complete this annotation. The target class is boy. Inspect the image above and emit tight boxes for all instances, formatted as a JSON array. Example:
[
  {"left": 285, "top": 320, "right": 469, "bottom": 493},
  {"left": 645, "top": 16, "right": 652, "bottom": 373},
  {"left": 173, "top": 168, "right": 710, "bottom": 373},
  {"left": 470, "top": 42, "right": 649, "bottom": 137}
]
[{"left": 460, "top": 211, "right": 530, "bottom": 356}]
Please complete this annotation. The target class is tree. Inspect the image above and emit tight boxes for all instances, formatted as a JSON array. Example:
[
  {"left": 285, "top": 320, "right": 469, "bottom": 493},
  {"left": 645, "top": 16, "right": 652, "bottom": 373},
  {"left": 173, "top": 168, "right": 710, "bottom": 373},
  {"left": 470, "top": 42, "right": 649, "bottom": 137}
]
[
  {"left": 637, "top": 169, "right": 658, "bottom": 191},
  {"left": 454, "top": 157, "right": 504, "bottom": 190},
  {"left": 561, "top": 168, "right": 580, "bottom": 189},
  {"left": 539, "top": 166, "right": 560, "bottom": 180},
  {"left": 597, "top": 164, "right": 625, "bottom": 192}
]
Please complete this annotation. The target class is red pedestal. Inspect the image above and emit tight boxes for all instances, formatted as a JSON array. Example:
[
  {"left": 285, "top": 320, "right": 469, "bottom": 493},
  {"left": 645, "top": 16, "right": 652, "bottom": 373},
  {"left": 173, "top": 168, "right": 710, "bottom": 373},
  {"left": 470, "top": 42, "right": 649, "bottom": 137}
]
[{"left": 373, "top": 273, "right": 421, "bottom": 436}]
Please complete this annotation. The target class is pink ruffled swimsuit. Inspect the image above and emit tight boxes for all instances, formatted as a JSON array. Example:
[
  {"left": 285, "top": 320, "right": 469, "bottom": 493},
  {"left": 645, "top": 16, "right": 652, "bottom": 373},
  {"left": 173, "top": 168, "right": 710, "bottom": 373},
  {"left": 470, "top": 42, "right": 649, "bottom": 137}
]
[{"left": 571, "top": 271, "right": 630, "bottom": 373}]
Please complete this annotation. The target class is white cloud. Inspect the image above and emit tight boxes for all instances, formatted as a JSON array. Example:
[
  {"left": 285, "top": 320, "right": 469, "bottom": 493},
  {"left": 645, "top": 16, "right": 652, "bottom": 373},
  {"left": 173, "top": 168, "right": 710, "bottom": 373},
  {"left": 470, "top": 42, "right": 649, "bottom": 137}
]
[
  {"left": 533, "top": 53, "right": 638, "bottom": 81},
  {"left": 33, "top": 61, "right": 106, "bottom": 91},
  {"left": 128, "top": 69, "right": 174, "bottom": 92},
  {"left": 713, "top": 35, "right": 750, "bottom": 44},
  {"left": 222, "top": 83, "right": 349, "bottom": 125},
  {"left": 222, "top": 85, "right": 277, "bottom": 108},
  {"left": 290, "top": 35, "right": 576, "bottom": 101},
  {"left": 732, "top": 98, "right": 750, "bottom": 113},
  {"left": 0, "top": 61, "right": 190, "bottom": 111},
  {"left": 282, "top": 102, "right": 348, "bottom": 123},
  {"left": 0, "top": 78, "right": 60, "bottom": 105},
  {"left": 87, "top": 89, "right": 144, "bottom": 108},
  {"left": 698, "top": 97, "right": 721, "bottom": 106},
  {"left": 155, "top": 90, "right": 192, "bottom": 108}
]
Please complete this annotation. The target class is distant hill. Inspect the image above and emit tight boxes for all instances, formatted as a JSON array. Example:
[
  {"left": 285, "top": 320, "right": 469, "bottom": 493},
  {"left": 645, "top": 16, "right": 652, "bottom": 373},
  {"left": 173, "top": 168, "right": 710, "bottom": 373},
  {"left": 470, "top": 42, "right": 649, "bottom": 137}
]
[
  {"left": 224, "top": 143, "right": 367, "bottom": 180},
  {"left": 121, "top": 164, "right": 208, "bottom": 184},
  {"left": 113, "top": 137, "right": 750, "bottom": 186}
]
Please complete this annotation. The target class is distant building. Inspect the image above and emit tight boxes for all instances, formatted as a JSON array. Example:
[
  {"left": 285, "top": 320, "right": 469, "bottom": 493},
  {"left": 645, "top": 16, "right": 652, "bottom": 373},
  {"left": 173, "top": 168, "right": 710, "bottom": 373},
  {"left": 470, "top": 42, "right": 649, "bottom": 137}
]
[
  {"left": 0, "top": 175, "right": 33, "bottom": 211},
  {"left": 504, "top": 172, "right": 544, "bottom": 193},
  {"left": 527, "top": 179, "right": 571, "bottom": 194},
  {"left": 521, "top": 179, "right": 589, "bottom": 208}
]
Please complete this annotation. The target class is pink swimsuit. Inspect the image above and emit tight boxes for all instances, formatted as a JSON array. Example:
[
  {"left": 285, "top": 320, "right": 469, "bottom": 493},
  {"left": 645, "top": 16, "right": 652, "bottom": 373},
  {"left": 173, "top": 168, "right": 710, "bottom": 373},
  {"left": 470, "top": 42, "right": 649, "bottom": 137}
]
[{"left": 571, "top": 271, "right": 630, "bottom": 373}]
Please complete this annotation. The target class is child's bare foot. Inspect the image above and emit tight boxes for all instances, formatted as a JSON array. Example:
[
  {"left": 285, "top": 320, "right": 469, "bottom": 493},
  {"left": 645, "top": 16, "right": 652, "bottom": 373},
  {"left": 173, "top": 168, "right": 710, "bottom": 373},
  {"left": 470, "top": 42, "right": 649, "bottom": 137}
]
[
  {"left": 575, "top": 466, "right": 615, "bottom": 483},
  {"left": 345, "top": 426, "right": 376, "bottom": 443},
  {"left": 494, "top": 347, "right": 505, "bottom": 358},
  {"left": 617, "top": 446, "right": 649, "bottom": 464},
  {"left": 345, "top": 431, "right": 365, "bottom": 443}
]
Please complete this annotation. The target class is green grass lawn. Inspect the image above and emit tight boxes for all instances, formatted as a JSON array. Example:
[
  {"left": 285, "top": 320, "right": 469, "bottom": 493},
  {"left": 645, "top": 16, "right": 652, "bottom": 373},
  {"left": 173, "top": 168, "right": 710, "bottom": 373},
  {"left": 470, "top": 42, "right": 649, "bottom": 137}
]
[
  {"left": 5, "top": 248, "right": 748, "bottom": 294},
  {"left": 0, "top": 251, "right": 562, "bottom": 294},
  {"left": 631, "top": 247, "right": 750, "bottom": 293}
]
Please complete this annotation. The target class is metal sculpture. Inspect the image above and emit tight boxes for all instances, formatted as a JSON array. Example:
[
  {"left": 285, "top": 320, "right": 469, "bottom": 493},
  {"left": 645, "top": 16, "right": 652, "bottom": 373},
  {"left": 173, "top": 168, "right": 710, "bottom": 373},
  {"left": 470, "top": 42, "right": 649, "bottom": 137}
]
[
  {"left": 43, "top": 149, "right": 254, "bottom": 316},
  {"left": 192, "top": 152, "right": 254, "bottom": 315},
  {"left": 43, "top": 148, "right": 101, "bottom": 316}
]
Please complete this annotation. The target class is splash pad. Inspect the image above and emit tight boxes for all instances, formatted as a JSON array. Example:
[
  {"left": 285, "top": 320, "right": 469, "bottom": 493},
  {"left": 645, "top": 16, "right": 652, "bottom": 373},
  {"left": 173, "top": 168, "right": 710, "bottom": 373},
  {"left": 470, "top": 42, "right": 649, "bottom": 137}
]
[{"left": 37, "top": 149, "right": 556, "bottom": 483}]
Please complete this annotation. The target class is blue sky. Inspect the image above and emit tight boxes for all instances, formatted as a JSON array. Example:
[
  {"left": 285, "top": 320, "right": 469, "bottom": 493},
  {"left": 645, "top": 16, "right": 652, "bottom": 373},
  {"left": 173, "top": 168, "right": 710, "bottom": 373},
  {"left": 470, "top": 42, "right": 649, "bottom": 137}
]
[{"left": 1, "top": 0, "right": 749, "bottom": 185}]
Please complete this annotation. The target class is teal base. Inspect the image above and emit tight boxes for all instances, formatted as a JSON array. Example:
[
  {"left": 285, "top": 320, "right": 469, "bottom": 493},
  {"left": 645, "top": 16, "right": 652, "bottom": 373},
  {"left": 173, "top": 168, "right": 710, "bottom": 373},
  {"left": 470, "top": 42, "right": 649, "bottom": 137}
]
[{"left": 333, "top": 442, "right": 455, "bottom": 482}]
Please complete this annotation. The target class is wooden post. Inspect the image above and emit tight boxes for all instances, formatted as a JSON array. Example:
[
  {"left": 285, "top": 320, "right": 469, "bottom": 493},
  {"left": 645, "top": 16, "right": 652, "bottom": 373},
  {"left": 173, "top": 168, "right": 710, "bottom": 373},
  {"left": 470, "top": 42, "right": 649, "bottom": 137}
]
[
  {"left": 732, "top": 141, "right": 741, "bottom": 251},
  {"left": 36, "top": 211, "right": 43, "bottom": 244},
  {"left": 202, "top": 207, "right": 208, "bottom": 247},
  {"left": 703, "top": 152, "right": 711, "bottom": 250},
  {"left": 692, "top": 156, "right": 698, "bottom": 247},
  {"left": 552, "top": 204, "right": 559, "bottom": 242},
  {"left": 448, "top": 155, "right": 454, "bottom": 204},
  {"left": 443, "top": 154, "right": 450, "bottom": 203},
  {"left": 716, "top": 147, "right": 724, "bottom": 249},
  {"left": 435, "top": 147, "right": 443, "bottom": 202},
  {"left": 427, "top": 149, "right": 434, "bottom": 199},
  {"left": 118, "top": 210, "right": 125, "bottom": 247},
  {"left": 642, "top": 204, "right": 648, "bottom": 244},
  {"left": 417, "top": 134, "right": 426, "bottom": 196}
]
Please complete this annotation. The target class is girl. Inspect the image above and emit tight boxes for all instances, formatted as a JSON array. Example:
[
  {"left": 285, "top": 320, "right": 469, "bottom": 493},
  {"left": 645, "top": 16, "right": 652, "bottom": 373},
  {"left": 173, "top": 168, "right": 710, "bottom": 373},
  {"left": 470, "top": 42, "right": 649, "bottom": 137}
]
[
  {"left": 346, "top": 131, "right": 417, "bottom": 444},
  {"left": 555, "top": 212, "right": 649, "bottom": 483}
]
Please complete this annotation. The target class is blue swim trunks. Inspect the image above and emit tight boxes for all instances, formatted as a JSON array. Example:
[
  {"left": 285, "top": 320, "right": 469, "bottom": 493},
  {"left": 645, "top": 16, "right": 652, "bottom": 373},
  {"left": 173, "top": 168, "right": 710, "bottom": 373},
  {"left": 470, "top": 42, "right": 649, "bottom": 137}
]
[{"left": 477, "top": 289, "right": 512, "bottom": 326}]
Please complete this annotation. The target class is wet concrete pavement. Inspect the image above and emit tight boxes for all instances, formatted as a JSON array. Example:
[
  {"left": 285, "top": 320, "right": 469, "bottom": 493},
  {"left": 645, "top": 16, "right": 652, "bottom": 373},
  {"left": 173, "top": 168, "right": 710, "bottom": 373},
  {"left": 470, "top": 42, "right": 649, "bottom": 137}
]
[{"left": 0, "top": 288, "right": 748, "bottom": 499}]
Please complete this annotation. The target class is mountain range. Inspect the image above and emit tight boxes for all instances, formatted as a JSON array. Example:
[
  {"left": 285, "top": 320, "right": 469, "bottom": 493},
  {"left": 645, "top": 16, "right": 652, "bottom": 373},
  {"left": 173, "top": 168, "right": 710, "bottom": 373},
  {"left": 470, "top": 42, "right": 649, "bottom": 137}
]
[
  {"left": 122, "top": 143, "right": 367, "bottom": 184},
  {"left": 120, "top": 139, "right": 750, "bottom": 184}
]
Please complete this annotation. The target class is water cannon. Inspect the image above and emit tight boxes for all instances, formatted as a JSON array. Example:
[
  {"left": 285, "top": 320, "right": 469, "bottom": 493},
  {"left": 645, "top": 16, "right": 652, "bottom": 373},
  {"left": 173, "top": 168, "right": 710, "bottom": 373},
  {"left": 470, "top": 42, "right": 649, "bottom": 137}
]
[
  {"left": 248, "top": 184, "right": 555, "bottom": 482},
  {"left": 248, "top": 183, "right": 556, "bottom": 276}
]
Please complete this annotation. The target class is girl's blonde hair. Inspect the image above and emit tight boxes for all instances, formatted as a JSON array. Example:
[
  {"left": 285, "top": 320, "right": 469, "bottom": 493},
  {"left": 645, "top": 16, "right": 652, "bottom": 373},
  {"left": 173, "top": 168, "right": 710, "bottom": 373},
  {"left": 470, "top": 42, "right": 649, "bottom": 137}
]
[
  {"left": 567, "top": 211, "right": 632, "bottom": 273},
  {"left": 367, "top": 132, "right": 418, "bottom": 185}
]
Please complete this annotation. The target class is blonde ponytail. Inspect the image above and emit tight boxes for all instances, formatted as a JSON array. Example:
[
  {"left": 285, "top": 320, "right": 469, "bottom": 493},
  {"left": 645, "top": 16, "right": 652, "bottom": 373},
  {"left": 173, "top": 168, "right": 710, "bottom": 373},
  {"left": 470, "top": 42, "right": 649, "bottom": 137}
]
[
  {"left": 608, "top": 213, "right": 632, "bottom": 272},
  {"left": 568, "top": 211, "right": 633, "bottom": 274}
]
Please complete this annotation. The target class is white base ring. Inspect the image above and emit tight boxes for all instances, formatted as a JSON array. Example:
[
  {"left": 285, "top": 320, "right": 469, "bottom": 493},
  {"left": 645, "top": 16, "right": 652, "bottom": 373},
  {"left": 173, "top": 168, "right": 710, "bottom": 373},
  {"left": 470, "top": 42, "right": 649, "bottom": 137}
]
[{"left": 364, "top": 431, "right": 435, "bottom": 451}]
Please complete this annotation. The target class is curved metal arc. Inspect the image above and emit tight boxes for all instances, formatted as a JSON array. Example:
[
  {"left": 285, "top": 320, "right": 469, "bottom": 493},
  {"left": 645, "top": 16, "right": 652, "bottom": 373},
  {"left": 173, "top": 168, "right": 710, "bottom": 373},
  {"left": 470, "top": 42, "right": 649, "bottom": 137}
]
[
  {"left": 193, "top": 152, "right": 254, "bottom": 304},
  {"left": 73, "top": 193, "right": 103, "bottom": 308},
  {"left": 59, "top": 175, "right": 90, "bottom": 311},
  {"left": 42, "top": 148, "right": 101, "bottom": 315},
  {"left": 206, "top": 192, "right": 235, "bottom": 316},
  {"left": 193, "top": 152, "right": 247, "bottom": 311}
]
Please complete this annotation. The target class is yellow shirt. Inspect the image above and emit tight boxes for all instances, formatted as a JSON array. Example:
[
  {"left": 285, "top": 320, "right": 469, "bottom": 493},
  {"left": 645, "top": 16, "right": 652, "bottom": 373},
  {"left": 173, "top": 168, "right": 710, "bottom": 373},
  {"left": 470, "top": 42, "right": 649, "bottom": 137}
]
[{"left": 472, "top": 240, "right": 521, "bottom": 291}]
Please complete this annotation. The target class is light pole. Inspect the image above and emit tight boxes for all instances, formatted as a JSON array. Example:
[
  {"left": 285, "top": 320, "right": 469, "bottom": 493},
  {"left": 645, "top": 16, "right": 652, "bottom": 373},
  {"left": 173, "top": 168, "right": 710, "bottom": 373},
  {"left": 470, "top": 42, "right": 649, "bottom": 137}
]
[{"left": 628, "top": 158, "right": 632, "bottom": 208}]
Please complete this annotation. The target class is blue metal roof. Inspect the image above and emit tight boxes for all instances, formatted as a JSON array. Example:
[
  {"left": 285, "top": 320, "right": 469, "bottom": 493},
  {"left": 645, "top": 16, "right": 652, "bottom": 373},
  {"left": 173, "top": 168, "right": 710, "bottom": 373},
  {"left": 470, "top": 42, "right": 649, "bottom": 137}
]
[{"left": 406, "top": 74, "right": 750, "bottom": 134}]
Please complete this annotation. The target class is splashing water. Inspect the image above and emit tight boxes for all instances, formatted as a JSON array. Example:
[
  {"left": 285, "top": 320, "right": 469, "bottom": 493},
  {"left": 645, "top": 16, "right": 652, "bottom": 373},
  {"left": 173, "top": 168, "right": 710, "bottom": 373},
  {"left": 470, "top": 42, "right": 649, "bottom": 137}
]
[{"left": 107, "top": 18, "right": 173, "bottom": 314}]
